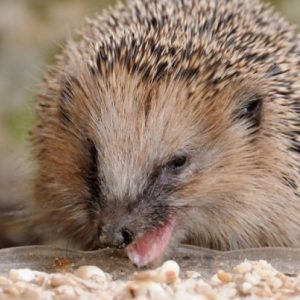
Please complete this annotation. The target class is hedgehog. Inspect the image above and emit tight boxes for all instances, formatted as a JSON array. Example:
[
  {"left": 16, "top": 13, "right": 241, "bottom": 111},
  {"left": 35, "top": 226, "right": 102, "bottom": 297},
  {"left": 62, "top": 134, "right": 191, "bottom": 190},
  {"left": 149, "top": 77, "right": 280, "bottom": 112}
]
[{"left": 31, "top": 0, "right": 300, "bottom": 267}]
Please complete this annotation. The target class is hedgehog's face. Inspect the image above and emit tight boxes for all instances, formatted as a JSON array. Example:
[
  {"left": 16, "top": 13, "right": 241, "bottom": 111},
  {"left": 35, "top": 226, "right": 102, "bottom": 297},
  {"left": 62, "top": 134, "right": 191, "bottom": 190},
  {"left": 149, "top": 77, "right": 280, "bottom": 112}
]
[{"left": 35, "top": 66, "right": 269, "bottom": 266}]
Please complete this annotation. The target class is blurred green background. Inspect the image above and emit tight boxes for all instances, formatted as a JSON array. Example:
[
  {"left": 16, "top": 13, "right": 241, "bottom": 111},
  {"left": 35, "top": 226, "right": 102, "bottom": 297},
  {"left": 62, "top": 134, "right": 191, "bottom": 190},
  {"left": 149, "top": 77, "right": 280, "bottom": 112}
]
[{"left": 0, "top": 0, "right": 299, "bottom": 207}]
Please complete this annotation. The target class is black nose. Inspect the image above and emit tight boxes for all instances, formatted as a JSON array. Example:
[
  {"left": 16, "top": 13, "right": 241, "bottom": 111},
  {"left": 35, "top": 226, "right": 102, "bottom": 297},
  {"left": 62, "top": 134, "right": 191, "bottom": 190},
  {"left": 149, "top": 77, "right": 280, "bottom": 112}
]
[
  {"left": 121, "top": 228, "right": 134, "bottom": 247},
  {"left": 100, "top": 226, "right": 134, "bottom": 249}
]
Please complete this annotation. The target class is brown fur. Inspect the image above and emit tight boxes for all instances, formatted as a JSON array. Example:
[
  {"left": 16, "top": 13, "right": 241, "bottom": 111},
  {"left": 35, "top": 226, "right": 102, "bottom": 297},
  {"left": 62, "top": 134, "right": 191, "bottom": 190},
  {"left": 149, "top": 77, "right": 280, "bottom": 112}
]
[{"left": 32, "top": 0, "right": 300, "bottom": 252}]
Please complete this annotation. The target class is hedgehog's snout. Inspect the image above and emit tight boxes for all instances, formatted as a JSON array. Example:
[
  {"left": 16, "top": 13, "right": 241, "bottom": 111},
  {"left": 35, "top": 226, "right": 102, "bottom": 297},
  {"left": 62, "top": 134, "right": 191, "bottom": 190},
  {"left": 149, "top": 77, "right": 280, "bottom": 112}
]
[{"left": 99, "top": 223, "right": 134, "bottom": 249}]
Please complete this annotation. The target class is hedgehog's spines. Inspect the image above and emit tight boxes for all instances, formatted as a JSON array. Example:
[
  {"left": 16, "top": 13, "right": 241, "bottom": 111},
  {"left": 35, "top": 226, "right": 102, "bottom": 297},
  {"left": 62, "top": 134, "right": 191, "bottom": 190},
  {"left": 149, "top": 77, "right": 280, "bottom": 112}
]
[{"left": 33, "top": 0, "right": 300, "bottom": 251}]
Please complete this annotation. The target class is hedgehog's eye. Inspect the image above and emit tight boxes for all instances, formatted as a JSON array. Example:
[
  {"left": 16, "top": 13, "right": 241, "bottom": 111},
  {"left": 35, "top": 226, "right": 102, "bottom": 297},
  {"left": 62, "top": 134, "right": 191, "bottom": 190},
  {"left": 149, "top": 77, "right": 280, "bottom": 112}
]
[
  {"left": 238, "top": 95, "right": 263, "bottom": 127},
  {"left": 86, "top": 138, "right": 101, "bottom": 205},
  {"left": 166, "top": 155, "right": 188, "bottom": 172}
]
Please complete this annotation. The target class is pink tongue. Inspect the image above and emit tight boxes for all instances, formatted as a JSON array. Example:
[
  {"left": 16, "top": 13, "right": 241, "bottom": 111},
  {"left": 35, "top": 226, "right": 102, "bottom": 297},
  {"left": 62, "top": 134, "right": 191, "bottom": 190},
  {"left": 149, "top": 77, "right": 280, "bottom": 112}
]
[{"left": 126, "top": 218, "right": 176, "bottom": 267}]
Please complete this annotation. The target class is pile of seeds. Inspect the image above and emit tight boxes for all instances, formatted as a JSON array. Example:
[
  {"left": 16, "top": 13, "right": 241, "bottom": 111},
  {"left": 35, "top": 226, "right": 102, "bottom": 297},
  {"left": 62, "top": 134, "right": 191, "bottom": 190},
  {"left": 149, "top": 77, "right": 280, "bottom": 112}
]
[{"left": 0, "top": 259, "right": 299, "bottom": 299}]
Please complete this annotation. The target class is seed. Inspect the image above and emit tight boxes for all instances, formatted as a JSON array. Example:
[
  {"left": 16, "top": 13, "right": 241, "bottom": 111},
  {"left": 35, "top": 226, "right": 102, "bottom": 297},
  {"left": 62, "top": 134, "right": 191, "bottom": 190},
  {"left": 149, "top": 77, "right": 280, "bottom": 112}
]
[
  {"left": 50, "top": 274, "right": 73, "bottom": 287},
  {"left": 146, "top": 282, "right": 168, "bottom": 299},
  {"left": 9, "top": 269, "right": 35, "bottom": 282},
  {"left": 241, "top": 282, "right": 252, "bottom": 293},
  {"left": 267, "top": 276, "right": 283, "bottom": 289},
  {"left": 234, "top": 261, "right": 252, "bottom": 274},
  {"left": 56, "top": 284, "right": 78, "bottom": 297},
  {"left": 217, "top": 270, "right": 232, "bottom": 283},
  {"left": 158, "top": 260, "right": 180, "bottom": 284},
  {"left": 0, "top": 276, "right": 10, "bottom": 286},
  {"left": 74, "top": 265, "right": 106, "bottom": 280},
  {"left": 3, "top": 285, "right": 20, "bottom": 297},
  {"left": 244, "top": 273, "right": 260, "bottom": 285}
]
